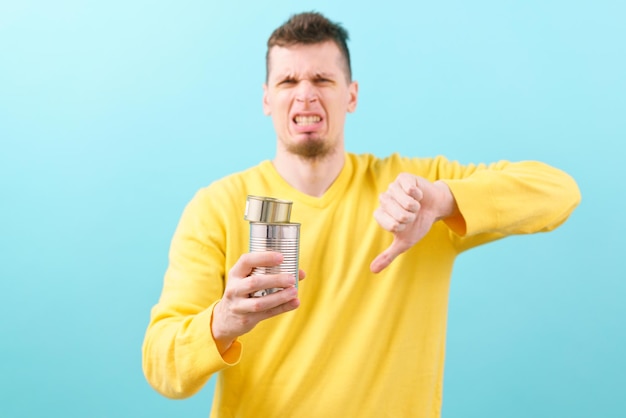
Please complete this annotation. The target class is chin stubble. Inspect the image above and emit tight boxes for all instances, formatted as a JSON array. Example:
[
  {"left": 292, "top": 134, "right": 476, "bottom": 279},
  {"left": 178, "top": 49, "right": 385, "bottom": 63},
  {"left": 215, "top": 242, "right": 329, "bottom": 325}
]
[{"left": 285, "top": 136, "right": 334, "bottom": 160}]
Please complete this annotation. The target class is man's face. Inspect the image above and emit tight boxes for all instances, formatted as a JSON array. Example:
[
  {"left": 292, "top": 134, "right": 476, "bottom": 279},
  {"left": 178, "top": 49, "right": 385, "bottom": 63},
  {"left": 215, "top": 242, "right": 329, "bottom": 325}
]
[{"left": 263, "top": 41, "right": 358, "bottom": 160}]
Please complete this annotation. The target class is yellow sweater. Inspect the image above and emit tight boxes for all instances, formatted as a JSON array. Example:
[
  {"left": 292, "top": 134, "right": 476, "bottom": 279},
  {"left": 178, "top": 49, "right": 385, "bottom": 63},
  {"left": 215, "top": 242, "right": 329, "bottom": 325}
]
[{"left": 142, "top": 153, "right": 580, "bottom": 417}]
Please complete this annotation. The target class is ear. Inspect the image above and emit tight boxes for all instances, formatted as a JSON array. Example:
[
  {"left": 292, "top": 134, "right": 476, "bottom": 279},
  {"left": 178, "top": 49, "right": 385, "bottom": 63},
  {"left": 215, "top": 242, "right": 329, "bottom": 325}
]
[
  {"left": 262, "top": 83, "right": 271, "bottom": 116},
  {"left": 347, "top": 80, "right": 358, "bottom": 113}
]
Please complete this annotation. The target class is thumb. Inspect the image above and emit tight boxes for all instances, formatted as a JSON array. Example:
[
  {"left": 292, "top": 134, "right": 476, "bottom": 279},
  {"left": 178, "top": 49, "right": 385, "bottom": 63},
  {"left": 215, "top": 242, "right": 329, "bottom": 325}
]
[{"left": 370, "top": 239, "right": 405, "bottom": 274}]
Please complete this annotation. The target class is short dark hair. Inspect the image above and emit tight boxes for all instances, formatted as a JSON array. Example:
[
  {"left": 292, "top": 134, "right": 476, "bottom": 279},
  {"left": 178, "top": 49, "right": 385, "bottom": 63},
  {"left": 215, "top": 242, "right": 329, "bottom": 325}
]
[{"left": 266, "top": 11, "right": 352, "bottom": 81}]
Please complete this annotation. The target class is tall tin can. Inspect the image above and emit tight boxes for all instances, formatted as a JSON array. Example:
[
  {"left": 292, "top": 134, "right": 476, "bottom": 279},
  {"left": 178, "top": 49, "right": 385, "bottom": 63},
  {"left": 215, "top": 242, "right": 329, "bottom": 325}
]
[
  {"left": 248, "top": 222, "right": 300, "bottom": 297},
  {"left": 244, "top": 195, "right": 300, "bottom": 298}
]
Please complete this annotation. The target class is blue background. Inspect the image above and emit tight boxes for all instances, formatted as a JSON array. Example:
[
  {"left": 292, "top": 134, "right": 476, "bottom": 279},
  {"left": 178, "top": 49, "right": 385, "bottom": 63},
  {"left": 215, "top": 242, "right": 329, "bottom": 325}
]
[{"left": 1, "top": 1, "right": 624, "bottom": 417}]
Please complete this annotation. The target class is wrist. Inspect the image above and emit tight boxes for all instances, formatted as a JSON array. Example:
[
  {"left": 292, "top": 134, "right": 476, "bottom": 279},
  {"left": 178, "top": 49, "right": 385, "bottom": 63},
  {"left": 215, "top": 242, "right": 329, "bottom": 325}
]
[
  {"left": 211, "top": 302, "right": 235, "bottom": 354},
  {"left": 433, "top": 180, "right": 459, "bottom": 221}
]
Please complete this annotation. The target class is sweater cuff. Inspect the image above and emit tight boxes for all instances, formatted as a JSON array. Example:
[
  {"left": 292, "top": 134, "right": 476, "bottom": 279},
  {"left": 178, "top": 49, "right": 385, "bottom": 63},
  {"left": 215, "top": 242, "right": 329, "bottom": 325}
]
[
  {"left": 208, "top": 300, "right": 243, "bottom": 365},
  {"left": 440, "top": 178, "right": 497, "bottom": 237}
]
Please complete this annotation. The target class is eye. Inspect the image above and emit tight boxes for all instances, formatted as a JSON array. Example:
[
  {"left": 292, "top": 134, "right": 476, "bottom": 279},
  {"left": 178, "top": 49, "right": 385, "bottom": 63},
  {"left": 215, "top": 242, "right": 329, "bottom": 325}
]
[
  {"left": 314, "top": 77, "right": 333, "bottom": 85},
  {"left": 279, "top": 78, "right": 296, "bottom": 86}
]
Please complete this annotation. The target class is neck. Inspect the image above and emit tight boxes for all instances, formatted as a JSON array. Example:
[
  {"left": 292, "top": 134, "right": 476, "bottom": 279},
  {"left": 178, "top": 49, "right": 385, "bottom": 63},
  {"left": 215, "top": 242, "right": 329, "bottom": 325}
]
[{"left": 272, "top": 149, "right": 345, "bottom": 197}]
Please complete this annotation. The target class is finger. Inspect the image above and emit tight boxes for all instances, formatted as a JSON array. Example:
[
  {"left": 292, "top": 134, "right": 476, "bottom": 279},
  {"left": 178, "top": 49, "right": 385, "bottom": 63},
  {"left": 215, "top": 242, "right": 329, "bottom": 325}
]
[
  {"left": 385, "top": 183, "right": 418, "bottom": 212},
  {"left": 240, "top": 272, "right": 297, "bottom": 298},
  {"left": 241, "top": 286, "right": 299, "bottom": 313},
  {"left": 246, "top": 296, "right": 301, "bottom": 324},
  {"left": 393, "top": 174, "right": 423, "bottom": 205},
  {"left": 370, "top": 239, "right": 406, "bottom": 274},
  {"left": 374, "top": 205, "right": 411, "bottom": 233},
  {"left": 378, "top": 193, "right": 419, "bottom": 227},
  {"left": 230, "top": 251, "right": 284, "bottom": 279},
  {"left": 370, "top": 250, "right": 395, "bottom": 274},
  {"left": 263, "top": 296, "right": 301, "bottom": 317}
]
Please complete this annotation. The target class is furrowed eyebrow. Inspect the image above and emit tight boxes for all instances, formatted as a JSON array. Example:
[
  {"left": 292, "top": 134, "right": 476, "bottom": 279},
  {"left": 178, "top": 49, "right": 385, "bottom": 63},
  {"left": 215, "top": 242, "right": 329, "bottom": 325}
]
[
  {"left": 274, "top": 73, "right": 295, "bottom": 83},
  {"left": 275, "top": 77, "right": 296, "bottom": 87},
  {"left": 314, "top": 72, "right": 335, "bottom": 79},
  {"left": 272, "top": 71, "right": 338, "bottom": 86}
]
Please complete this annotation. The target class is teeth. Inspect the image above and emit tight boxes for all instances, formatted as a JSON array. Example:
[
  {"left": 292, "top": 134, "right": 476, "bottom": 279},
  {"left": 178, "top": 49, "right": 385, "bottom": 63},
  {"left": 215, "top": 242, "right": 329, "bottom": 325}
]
[{"left": 294, "top": 115, "right": 321, "bottom": 125}]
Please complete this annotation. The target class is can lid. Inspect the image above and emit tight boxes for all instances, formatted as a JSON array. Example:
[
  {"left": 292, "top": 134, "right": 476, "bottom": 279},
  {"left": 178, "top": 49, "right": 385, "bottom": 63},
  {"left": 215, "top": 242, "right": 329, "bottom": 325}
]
[{"left": 244, "top": 195, "right": 293, "bottom": 223}]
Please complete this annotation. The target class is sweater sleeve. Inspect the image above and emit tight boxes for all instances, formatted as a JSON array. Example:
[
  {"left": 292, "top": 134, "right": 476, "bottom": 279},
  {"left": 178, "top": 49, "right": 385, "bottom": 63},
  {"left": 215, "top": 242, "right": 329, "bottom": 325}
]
[
  {"left": 142, "top": 188, "right": 243, "bottom": 399},
  {"left": 438, "top": 159, "right": 581, "bottom": 252}
]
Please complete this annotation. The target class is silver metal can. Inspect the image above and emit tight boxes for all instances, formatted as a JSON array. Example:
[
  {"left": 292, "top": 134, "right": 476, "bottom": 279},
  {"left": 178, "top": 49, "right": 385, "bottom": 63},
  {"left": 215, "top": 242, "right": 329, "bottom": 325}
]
[{"left": 248, "top": 222, "right": 300, "bottom": 297}]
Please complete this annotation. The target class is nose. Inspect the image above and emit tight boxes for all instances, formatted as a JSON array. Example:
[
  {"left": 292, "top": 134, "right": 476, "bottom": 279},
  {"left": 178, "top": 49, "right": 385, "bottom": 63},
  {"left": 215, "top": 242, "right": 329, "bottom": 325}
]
[{"left": 295, "top": 81, "right": 318, "bottom": 103}]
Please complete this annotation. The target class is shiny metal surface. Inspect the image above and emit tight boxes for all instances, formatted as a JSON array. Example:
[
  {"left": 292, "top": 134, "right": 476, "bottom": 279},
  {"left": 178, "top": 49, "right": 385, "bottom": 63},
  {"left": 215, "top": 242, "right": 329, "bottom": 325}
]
[{"left": 244, "top": 195, "right": 292, "bottom": 223}]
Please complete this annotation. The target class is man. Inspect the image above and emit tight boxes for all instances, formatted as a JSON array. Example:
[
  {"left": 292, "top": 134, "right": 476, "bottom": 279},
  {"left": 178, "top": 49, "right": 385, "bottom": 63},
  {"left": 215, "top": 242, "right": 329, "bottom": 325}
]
[{"left": 142, "top": 11, "right": 580, "bottom": 417}]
